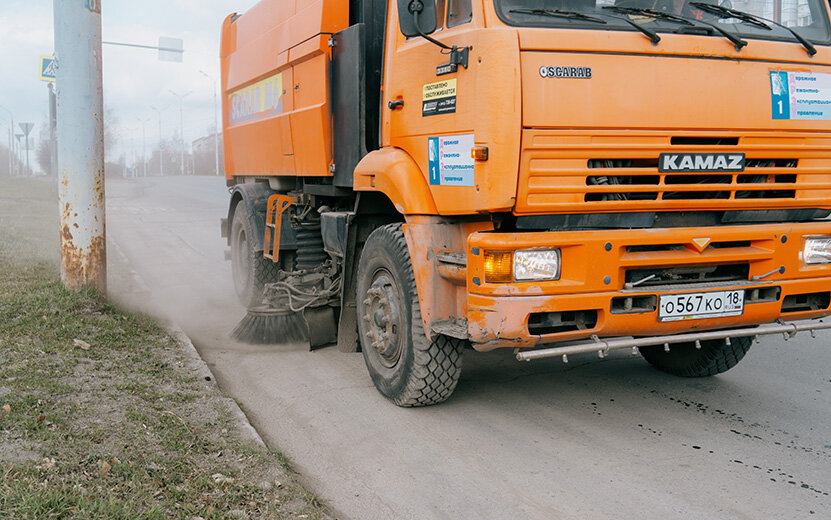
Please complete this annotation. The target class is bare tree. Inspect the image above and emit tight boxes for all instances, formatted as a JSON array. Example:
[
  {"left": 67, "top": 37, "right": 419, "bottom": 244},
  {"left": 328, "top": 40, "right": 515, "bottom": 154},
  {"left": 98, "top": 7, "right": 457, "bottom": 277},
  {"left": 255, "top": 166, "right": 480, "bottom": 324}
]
[
  {"left": 104, "top": 108, "right": 119, "bottom": 162},
  {"left": 0, "top": 143, "right": 13, "bottom": 176},
  {"left": 32, "top": 108, "right": 116, "bottom": 175}
]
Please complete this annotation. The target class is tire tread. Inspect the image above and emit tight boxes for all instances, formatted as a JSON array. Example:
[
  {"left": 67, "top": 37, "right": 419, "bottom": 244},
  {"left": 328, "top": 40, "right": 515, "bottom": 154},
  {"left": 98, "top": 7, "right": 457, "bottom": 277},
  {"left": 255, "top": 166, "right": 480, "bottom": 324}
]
[
  {"left": 640, "top": 336, "right": 752, "bottom": 377},
  {"left": 362, "top": 223, "right": 464, "bottom": 407},
  {"left": 232, "top": 200, "right": 280, "bottom": 308}
]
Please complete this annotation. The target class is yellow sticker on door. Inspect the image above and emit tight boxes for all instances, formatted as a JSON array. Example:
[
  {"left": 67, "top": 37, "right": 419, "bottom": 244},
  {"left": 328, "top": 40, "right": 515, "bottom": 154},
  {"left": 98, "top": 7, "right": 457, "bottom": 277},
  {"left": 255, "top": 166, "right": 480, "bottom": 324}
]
[{"left": 422, "top": 79, "right": 456, "bottom": 117}]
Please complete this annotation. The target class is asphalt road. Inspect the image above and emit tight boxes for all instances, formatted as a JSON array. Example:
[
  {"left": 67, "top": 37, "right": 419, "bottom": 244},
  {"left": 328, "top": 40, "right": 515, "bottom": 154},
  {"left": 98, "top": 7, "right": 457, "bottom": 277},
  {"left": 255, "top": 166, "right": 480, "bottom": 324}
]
[{"left": 107, "top": 176, "right": 830, "bottom": 520}]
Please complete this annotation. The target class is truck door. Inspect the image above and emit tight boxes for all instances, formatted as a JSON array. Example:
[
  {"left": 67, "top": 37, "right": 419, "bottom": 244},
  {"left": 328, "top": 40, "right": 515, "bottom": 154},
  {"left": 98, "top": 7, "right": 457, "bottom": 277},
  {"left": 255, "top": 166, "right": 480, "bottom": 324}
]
[
  {"left": 382, "top": 0, "right": 522, "bottom": 214},
  {"left": 383, "top": 0, "right": 478, "bottom": 212}
]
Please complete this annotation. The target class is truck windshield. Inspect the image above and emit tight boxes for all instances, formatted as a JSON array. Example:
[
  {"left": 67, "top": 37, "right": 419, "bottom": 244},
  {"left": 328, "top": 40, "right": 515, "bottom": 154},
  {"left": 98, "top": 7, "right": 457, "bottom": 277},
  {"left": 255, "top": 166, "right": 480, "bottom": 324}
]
[{"left": 495, "top": 0, "right": 831, "bottom": 46}]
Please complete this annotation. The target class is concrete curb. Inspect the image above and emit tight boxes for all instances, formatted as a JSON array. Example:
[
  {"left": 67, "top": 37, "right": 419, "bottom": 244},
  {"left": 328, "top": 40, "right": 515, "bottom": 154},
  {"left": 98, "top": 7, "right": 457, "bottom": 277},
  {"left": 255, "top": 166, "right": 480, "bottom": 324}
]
[
  {"left": 110, "top": 233, "right": 267, "bottom": 450},
  {"left": 167, "top": 324, "right": 267, "bottom": 449}
]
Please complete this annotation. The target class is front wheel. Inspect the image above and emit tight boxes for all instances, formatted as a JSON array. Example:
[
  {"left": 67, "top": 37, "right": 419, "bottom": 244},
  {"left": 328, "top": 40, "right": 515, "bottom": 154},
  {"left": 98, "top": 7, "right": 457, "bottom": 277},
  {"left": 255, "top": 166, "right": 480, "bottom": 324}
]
[
  {"left": 356, "top": 224, "right": 464, "bottom": 407},
  {"left": 639, "top": 336, "right": 752, "bottom": 377}
]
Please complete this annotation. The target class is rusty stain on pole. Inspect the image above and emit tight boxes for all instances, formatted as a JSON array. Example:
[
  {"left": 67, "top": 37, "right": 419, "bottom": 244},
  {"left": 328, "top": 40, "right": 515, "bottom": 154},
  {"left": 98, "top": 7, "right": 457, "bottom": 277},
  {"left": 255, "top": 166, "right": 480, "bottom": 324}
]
[{"left": 53, "top": 0, "right": 106, "bottom": 292}]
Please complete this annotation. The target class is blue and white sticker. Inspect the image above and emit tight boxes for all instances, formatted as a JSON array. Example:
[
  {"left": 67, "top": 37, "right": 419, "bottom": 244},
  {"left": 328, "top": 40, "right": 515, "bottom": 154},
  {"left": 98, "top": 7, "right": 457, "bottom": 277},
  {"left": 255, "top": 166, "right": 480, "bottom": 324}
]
[
  {"left": 770, "top": 71, "right": 831, "bottom": 120},
  {"left": 428, "top": 134, "right": 475, "bottom": 187}
]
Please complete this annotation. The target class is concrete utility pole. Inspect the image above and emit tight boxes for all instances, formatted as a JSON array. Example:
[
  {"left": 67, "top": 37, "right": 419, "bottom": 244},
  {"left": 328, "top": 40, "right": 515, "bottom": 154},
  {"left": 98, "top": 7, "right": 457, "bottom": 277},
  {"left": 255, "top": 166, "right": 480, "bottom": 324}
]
[
  {"left": 169, "top": 89, "right": 190, "bottom": 175},
  {"left": 53, "top": 0, "right": 106, "bottom": 293},
  {"left": 199, "top": 70, "right": 220, "bottom": 176}
]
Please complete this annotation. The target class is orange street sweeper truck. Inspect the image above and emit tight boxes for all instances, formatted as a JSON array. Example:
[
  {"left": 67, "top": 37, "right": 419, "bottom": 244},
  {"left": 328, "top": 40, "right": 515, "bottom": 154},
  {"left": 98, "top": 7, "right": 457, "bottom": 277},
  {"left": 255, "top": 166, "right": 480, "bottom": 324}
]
[{"left": 220, "top": 0, "right": 831, "bottom": 406}]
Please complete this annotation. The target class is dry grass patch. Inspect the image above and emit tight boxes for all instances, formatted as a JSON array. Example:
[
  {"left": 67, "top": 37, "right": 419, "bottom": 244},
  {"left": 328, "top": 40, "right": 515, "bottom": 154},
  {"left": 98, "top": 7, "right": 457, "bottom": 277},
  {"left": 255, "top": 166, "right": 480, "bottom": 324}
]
[{"left": 0, "top": 177, "right": 330, "bottom": 519}]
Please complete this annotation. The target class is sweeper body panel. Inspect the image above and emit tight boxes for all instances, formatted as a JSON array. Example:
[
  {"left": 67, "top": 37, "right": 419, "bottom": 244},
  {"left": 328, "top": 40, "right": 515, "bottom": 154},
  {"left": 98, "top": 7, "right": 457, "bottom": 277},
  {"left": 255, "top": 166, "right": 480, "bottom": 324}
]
[{"left": 221, "top": 0, "right": 831, "bottom": 406}]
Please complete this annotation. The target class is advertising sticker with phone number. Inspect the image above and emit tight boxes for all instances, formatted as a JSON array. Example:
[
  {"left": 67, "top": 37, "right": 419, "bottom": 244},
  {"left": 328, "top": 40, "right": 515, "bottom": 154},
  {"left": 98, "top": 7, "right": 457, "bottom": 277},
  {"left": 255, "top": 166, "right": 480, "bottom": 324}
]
[{"left": 422, "top": 79, "right": 457, "bottom": 117}]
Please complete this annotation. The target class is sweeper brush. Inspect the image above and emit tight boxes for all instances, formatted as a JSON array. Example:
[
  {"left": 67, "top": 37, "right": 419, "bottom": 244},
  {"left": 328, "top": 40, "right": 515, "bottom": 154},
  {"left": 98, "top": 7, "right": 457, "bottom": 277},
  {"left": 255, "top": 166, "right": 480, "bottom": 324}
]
[
  {"left": 231, "top": 262, "right": 341, "bottom": 347},
  {"left": 231, "top": 306, "right": 309, "bottom": 344}
]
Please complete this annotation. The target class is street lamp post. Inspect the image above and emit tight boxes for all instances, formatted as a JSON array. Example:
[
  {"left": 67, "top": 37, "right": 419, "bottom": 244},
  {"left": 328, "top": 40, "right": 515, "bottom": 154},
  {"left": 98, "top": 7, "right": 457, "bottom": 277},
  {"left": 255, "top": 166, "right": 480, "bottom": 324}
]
[
  {"left": 15, "top": 134, "right": 24, "bottom": 175},
  {"left": 19, "top": 123, "right": 34, "bottom": 176},
  {"left": 169, "top": 89, "right": 190, "bottom": 176},
  {"left": 0, "top": 120, "right": 9, "bottom": 176},
  {"left": 0, "top": 120, "right": 9, "bottom": 177},
  {"left": 0, "top": 105, "right": 14, "bottom": 177},
  {"left": 199, "top": 70, "right": 220, "bottom": 176},
  {"left": 129, "top": 130, "right": 135, "bottom": 176},
  {"left": 150, "top": 105, "right": 166, "bottom": 176},
  {"left": 137, "top": 116, "right": 149, "bottom": 177}
]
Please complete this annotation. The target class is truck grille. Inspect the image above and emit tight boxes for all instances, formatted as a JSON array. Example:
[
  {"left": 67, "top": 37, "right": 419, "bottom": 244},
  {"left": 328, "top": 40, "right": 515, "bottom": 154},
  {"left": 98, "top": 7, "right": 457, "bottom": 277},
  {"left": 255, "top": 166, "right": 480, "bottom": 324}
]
[
  {"left": 586, "top": 159, "right": 797, "bottom": 201},
  {"left": 517, "top": 131, "right": 831, "bottom": 214},
  {"left": 624, "top": 263, "right": 750, "bottom": 288}
]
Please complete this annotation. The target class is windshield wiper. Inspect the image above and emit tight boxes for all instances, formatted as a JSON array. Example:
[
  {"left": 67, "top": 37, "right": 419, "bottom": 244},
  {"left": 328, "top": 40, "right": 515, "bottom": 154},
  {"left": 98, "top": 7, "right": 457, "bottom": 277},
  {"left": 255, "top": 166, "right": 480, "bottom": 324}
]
[
  {"left": 689, "top": 3, "right": 771, "bottom": 30},
  {"left": 509, "top": 8, "right": 608, "bottom": 25},
  {"left": 603, "top": 6, "right": 747, "bottom": 51},
  {"left": 510, "top": 7, "right": 661, "bottom": 44},
  {"left": 690, "top": 2, "right": 816, "bottom": 56}
]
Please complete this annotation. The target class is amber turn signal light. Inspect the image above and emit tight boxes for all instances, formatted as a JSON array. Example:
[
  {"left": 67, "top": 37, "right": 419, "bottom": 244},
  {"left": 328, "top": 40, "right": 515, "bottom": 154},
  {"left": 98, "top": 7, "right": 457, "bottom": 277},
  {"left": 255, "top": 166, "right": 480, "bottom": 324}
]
[
  {"left": 471, "top": 145, "right": 489, "bottom": 161},
  {"left": 484, "top": 250, "right": 512, "bottom": 283}
]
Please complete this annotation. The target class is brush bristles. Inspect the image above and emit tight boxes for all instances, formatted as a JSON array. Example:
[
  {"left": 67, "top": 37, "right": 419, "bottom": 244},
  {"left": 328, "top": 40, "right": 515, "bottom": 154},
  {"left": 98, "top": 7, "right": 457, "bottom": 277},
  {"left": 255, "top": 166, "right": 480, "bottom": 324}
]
[{"left": 231, "top": 311, "right": 309, "bottom": 345}]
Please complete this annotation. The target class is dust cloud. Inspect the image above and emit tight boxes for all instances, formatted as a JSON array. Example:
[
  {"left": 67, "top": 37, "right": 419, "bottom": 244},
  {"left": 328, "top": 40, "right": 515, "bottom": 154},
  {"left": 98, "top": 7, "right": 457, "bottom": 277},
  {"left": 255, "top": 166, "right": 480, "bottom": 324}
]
[{"left": 104, "top": 176, "right": 248, "bottom": 346}]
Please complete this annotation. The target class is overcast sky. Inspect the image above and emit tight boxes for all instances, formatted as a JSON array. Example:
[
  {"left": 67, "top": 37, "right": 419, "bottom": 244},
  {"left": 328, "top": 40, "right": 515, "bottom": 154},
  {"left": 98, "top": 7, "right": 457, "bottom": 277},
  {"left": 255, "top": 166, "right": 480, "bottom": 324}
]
[{"left": 0, "top": 0, "right": 259, "bottom": 169}]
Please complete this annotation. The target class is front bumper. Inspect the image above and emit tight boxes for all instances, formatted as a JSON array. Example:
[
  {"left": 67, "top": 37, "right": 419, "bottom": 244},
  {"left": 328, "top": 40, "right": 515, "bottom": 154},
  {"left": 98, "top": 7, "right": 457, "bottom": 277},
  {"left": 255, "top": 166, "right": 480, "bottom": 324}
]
[{"left": 465, "top": 222, "right": 831, "bottom": 351}]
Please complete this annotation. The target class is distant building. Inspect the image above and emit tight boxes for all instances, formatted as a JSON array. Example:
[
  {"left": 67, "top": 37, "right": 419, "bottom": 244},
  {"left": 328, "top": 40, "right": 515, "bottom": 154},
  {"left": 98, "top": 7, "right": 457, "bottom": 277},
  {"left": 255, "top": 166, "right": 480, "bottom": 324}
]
[{"left": 192, "top": 132, "right": 224, "bottom": 176}]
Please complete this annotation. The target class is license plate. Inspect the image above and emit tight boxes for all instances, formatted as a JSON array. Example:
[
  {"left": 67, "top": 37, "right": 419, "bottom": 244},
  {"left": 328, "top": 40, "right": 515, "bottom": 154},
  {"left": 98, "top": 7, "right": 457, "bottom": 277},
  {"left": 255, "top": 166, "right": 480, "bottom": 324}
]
[{"left": 658, "top": 289, "right": 744, "bottom": 322}]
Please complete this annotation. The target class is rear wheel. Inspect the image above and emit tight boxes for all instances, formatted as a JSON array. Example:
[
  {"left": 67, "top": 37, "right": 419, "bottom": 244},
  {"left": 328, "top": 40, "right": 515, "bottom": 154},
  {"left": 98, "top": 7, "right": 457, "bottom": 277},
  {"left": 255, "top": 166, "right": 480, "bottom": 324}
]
[
  {"left": 639, "top": 336, "right": 752, "bottom": 377},
  {"left": 356, "top": 224, "right": 464, "bottom": 407},
  {"left": 230, "top": 200, "right": 278, "bottom": 308}
]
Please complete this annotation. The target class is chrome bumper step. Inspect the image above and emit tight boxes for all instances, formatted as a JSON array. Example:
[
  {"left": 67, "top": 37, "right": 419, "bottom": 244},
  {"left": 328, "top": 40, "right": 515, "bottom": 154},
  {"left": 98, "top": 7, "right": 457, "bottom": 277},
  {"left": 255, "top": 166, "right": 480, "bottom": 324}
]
[{"left": 516, "top": 318, "right": 831, "bottom": 362}]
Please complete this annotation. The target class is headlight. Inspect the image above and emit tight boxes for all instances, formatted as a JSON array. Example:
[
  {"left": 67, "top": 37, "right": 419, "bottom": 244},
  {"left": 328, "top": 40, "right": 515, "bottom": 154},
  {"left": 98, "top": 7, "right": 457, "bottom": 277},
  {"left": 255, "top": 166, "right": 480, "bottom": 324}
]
[
  {"left": 804, "top": 237, "right": 831, "bottom": 265},
  {"left": 513, "top": 249, "right": 561, "bottom": 281}
]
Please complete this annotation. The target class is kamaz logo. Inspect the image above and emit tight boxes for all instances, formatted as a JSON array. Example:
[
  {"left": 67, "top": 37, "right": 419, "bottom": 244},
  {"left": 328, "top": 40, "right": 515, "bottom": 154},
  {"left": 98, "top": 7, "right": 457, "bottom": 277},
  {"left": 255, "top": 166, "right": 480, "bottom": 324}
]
[{"left": 659, "top": 153, "right": 745, "bottom": 172}]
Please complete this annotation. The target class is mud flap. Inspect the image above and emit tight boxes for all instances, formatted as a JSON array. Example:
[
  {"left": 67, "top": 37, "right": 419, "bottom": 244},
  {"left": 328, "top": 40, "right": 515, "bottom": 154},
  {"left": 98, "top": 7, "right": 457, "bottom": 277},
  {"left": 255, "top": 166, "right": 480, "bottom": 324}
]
[
  {"left": 304, "top": 306, "right": 338, "bottom": 350},
  {"left": 336, "top": 212, "right": 360, "bottom": 353}
]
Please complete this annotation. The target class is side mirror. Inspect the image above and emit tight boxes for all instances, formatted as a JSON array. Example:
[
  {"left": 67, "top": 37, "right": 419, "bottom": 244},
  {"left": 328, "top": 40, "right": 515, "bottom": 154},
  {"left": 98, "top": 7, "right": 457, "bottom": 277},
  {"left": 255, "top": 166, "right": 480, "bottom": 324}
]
[{"left": 397, "top": 0, "right": 438, "bottom": 38}]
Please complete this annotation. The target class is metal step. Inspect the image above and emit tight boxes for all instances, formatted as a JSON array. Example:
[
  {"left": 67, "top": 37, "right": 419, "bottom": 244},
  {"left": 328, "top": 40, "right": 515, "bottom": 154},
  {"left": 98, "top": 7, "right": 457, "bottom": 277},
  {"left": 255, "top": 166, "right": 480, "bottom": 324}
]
[{"left": 516, "top": 318, "right": 831, "bottom": 363}]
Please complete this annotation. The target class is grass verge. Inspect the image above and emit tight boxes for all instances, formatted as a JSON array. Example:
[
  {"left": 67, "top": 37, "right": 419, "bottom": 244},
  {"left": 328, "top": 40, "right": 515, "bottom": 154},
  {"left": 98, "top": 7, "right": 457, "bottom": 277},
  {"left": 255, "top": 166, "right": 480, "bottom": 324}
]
[{"left": 0, "top": 177, "right": 329, "bottom": 519}]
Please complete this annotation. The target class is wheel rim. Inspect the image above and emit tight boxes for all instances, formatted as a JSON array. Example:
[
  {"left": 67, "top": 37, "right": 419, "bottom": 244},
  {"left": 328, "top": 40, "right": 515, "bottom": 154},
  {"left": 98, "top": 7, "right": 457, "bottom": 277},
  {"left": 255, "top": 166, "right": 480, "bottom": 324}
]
[
  {"left": 361, "top": 269, "right": 403, "bottom": 368},
  {"left": 232, "top": 224, "right": 250, "bottom": 293}
]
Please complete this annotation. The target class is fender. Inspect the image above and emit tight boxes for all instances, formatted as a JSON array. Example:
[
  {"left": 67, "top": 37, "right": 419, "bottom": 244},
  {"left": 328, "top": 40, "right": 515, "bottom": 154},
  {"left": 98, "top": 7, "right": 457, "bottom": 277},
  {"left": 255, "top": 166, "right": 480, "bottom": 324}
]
[
  {"left": 403, "top": 216, "right": 493, "bottom": 342},
  {"left": 353, "top": 147, "right": 438, "bottom": 215},
  {"left": 226, "top": 182, "right": 272, "bottom": 251},
  {"left": 226, "top": 182, "right": 297, "bottom": 252}
]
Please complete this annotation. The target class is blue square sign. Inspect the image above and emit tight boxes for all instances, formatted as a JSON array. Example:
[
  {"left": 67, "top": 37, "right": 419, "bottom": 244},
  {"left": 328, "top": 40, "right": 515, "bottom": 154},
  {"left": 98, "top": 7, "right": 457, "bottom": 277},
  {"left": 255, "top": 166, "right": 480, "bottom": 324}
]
[{"left": 39, "top": 55, "right": 56, "bottom": 82}]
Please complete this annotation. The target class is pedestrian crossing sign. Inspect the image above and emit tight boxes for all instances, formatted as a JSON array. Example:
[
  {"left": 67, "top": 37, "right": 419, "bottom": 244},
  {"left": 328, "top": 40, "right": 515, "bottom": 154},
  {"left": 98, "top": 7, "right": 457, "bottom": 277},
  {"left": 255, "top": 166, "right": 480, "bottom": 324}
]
[{"left": 39, "top": 55, "right": 56, "bottom": 82}]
